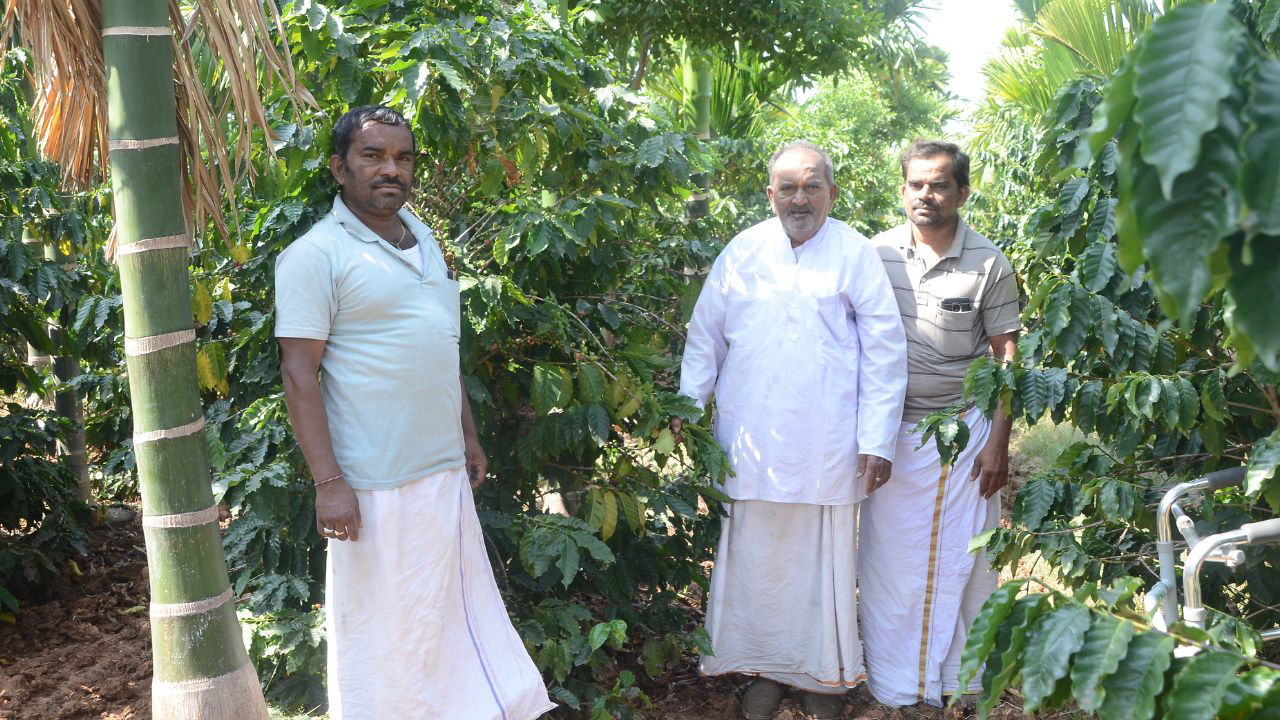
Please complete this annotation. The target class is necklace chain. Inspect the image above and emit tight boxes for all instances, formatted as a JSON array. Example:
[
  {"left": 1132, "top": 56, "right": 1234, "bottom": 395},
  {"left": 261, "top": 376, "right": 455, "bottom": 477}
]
[{"left": 388, "top": 222, "right": 409, "bottom": 251}]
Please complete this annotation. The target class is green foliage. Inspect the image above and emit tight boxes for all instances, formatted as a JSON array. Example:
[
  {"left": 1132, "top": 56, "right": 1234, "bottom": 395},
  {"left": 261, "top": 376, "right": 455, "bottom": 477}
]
[
  {"left": 172, "top": 1, "right": 742, "bottom": 714},
  {"left": 0, "top": 407, "right": 87, "bottom": 610},
  {"left": 585, "top": 0, "right": 888, "bottom": 86},
  {"left": 963, "top": 1, "right": 1280, "bottom": 626},
  {"left": 955, "top": 584, "right": 1270, "bottom": 720},
  {"left": 960, "top": 2, "right": 1280, "bottom": 714},
  {"left": 240, "top": 607, "right": 327, "bottom": 710},
  {"left": 0, "top": 49, "right": 110, "bottom": 611}
]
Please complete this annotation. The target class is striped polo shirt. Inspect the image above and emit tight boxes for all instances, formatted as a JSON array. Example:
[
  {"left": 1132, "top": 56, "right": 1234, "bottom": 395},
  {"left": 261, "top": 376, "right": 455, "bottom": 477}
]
[{"left": 872, "top": 218, "right": 1021, "bottom": 424}]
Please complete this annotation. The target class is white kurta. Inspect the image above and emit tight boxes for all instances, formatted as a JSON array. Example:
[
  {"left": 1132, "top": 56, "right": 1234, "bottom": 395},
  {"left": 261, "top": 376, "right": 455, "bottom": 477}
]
[
  {"left": 859, "top": 406, "right": 1000, "bottom": 707},
  {"left": 679, "top": 217, "right": 908, "bottom": 505},
  {"left": 326, "top": 467, "right": 556, "bottom": 720}
]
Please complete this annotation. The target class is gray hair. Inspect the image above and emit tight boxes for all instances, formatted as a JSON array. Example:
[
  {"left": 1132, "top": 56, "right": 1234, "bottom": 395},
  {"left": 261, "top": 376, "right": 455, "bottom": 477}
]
[{"left": 769, "top": 140, "right": 835, "bottom": 186}]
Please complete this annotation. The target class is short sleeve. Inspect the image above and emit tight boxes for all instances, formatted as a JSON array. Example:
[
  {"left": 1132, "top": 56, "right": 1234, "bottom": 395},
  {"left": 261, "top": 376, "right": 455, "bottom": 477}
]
[
  {"left": 981, "top": 254, "right": 1022, "bottom": 337},
  {"left": 275, "top": 239, "right": 336, "bottom": 340}
]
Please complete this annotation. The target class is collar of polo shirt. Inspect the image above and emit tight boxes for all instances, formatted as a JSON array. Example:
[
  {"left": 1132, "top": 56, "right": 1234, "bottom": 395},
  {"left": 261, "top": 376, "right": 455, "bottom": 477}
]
[
  {"left": 902, "top": 215, "right": 969, "bottom": 267},
  {"left": 331, "top": 195, "right": 429, "bottom": 247}
]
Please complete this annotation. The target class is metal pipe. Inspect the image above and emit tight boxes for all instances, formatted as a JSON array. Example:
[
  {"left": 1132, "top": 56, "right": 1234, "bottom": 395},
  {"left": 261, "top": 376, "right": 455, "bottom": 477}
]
[
  {"left": 1183, "top": 527, "right": 1249, "bottom": 629},
  {"left": 1184, "top": 518, "right": 1280, "bottom": 630},
  {"left": 1144, "top": 581, "right": 1169, "bottom": 629},
  {"left": 1155, "top": 468, "right": 1246, "bottom": 625}
]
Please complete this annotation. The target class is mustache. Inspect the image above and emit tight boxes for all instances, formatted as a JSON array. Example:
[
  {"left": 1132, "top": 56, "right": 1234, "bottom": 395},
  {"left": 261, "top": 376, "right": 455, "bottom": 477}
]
[
  {"left": 913, "top": 201, "right": 938, "bottom": 210},
  {"left": 373, "top": 179, "right": 406, "bottom": 190}
]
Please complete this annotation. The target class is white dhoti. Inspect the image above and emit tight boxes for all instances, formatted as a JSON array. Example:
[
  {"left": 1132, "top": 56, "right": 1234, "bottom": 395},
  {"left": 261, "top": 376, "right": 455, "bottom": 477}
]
[
  {"left": 700, "top": 500, "right": 864, "bottom": 693},
  {"left": 859, "top": 406, "right": 1000, "bottom": 707},
  {"left": 325, "top": 467, "right": 556, "bottom": 720}
]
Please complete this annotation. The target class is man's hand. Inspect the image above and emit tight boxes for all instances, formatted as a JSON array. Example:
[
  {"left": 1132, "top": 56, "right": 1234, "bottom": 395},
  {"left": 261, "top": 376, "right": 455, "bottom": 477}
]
[
  {"left": 316, "top": 479, "right": 361, "bottom": 541},
  {"left": 969, "top": 436, "right": 1009, "bottom": 499},
  {"left": 465, "top": 436, "right": 489, "bottom": 488},
  {"left": 858, "top": 454, "right": 893, "bottom": 494}
]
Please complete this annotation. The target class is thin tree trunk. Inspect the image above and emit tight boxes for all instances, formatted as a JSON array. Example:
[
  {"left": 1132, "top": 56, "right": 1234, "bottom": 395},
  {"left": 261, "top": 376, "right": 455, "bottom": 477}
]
[
  {"left": 685, "top": 48, "right": 713, "bottom": 221},
  {"left": 101, "top": 1, "right": 268, "bottom": 717},
  {"left": 46, "top": 239, "right": 91, "bottom": 503},
  {"left": 629, "top": 34, "right": 652, "bottom": 91},
  {"left": 22, "top": 227, "right": 52, "bottom": 404}
]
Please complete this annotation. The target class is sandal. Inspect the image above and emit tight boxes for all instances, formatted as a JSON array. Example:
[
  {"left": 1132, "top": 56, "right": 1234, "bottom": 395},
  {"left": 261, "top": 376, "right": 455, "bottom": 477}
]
[
  {"left": 741, "top": 677, "right": 785, "bottom": 720},
  {"left": 801, "top": 690, "right": 846, "bottom": 720}
]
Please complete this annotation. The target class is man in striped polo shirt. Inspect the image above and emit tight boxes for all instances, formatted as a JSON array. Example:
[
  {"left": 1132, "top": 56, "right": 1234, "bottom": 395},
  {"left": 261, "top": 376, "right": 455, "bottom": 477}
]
[{"left": 860, "top": 140, "right": 1021, "bottom": 708}]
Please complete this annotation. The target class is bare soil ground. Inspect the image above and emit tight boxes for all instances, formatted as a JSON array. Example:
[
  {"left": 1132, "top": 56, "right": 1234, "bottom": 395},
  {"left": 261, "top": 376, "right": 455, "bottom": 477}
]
[
  {"left": 0, "top": 508, "right": 1047, "bottom": 720},
  {"left": 0, "top": 518, "right": 151, "bottom": 720},
  {"left": 642, "top": 674, "right": 1036, "bottom": 719}
]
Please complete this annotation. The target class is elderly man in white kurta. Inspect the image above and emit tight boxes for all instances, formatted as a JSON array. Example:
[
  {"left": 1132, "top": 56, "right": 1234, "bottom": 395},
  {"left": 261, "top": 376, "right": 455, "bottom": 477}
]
[
  {"left": 861, "top": 141, "right": 1020, "bottom": 708},
  {"left": 678, "top": 141, "right": 907, "bottom": 720}
]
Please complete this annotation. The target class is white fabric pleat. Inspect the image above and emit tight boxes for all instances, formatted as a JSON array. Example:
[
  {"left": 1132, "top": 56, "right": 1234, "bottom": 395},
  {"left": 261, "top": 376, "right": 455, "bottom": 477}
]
[
  {"left": 700, "top": 500, "right": 863, "bottom": 694},
  {"left": 859, "top": 406, "right": 999, "bottom": 707},
  {"left": 325, "top": 467, "right": 555, "bottom": 720}
]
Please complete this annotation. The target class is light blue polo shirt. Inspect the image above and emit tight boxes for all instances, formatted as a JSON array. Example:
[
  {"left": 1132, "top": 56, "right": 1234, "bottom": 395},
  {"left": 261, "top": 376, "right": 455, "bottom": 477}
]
[{"left": 274, "top": 195, "right": 464, "bottom": 490}]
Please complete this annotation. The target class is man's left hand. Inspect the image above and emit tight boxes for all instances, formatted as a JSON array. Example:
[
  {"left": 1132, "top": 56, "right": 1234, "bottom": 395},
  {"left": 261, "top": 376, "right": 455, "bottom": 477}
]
[
  {"left": 464, "top": 437, "right": 488, "bottom": 488},
  {"left": 858, "top": 454, "right": 893, "bottom": 494},
  {"left": 969, "top": 437, "right": 1009, "bottom": 499}
]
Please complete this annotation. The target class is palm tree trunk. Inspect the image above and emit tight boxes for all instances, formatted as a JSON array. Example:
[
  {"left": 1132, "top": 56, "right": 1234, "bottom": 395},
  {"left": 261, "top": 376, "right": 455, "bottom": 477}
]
[
  {"left": 685, "top": 48, "right": 712, "bottom": 220},
  {"left": 101, "top": 1, "right": 268, "bottom": 717}
]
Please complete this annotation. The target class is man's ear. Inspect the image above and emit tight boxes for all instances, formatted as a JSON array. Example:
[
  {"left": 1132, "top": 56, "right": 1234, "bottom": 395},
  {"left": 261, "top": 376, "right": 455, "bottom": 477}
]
[
  {"left": 328, "top": 154, "right": 345, "bottom": 185},
  {"left": 957, "top": 184, "right": 971, "bottom": 207}
]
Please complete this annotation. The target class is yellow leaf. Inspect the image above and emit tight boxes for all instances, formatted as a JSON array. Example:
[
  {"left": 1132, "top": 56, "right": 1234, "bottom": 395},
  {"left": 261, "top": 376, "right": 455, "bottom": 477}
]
[
  {"left": 192, "top": 280, "right": 213, "bottom": 326},
  {"left": 67, "top": 559, "right": 82, "bottom": 577},
  {"left": 489, "top": 83, "right": 505, "bottom": 113},
  {"left": 229, "top": 243, "right": 251, "bottom": 265},
  {"left": 585, "top": 488, "right": 603, "bottom": 531},
  {"left": 0, "top": 612, "right": 14, "bottom": 624},
  {"left": 600, "top": 490, "right": 618, "bottom": 541},
  {"left": 215, "top": 277, "right": 233, "bottom": 302},
  {"left": 196, "top": 347, "right": 217, "bottom": 391}
]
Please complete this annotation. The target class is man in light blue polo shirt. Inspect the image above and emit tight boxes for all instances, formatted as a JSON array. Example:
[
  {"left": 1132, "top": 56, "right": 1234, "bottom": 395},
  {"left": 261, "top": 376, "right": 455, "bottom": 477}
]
[{"left": 276, "top": 105, "right": 553, "bottom": 720}]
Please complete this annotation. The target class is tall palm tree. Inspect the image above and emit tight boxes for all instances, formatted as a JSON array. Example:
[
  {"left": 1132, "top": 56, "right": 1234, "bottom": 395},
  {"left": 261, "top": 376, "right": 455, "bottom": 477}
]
[
  {"left": 3, "top": 0, "right": 310, "bottom": 716},
  {"left": 969, "top": 0, "right": 1159, "bottom": 173}
]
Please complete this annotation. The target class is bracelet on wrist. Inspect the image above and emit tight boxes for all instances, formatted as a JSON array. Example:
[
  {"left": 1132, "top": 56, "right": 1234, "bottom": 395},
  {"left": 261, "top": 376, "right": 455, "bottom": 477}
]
[{"left": 314, "top": 473, "right": 344, "bottom": 488}]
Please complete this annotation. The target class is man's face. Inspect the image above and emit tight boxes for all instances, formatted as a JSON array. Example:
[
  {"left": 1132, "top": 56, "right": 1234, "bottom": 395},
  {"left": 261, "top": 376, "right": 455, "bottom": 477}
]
[
  {"left": 329, "top": 121, "right": 415, "bottom": 220},
  {"left": 767, "top": 149, "right": 838, "bottom": 244},
  {"left": 902, "top": 155, "right": 970, "bottom": 229}
]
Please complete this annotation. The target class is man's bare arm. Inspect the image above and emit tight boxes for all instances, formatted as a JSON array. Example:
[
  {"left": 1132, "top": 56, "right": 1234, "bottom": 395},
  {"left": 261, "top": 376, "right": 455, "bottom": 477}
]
[
  {"left": 970, "top": 331, "right": 1018, "bottom": 498},
  {"left": 460, "top": 377, "right": 488, "bottom": 488},
  {"left": 280, "top": 337, "right": 361, "bottom": 541}
]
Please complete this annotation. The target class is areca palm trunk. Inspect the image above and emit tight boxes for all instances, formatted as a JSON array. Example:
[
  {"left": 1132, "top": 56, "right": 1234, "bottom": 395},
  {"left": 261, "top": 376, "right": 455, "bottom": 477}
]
[
  {"left": 685, "top": 47, "right": 712, "bottom": 220},
  {"left": 102, "top": 0, "right": 268, "bottom": 716}
]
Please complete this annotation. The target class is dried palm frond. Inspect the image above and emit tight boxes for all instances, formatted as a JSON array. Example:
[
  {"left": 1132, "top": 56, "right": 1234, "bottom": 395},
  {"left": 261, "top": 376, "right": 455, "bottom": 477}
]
[{"left": 1, "top": 0, "right": 316, "bottom": 242}]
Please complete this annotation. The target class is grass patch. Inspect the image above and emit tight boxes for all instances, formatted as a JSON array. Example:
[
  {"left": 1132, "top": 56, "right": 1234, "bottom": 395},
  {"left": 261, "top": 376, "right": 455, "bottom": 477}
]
[{"left": 1009, "top": 420, "right": 1084, "bottom": 481}]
